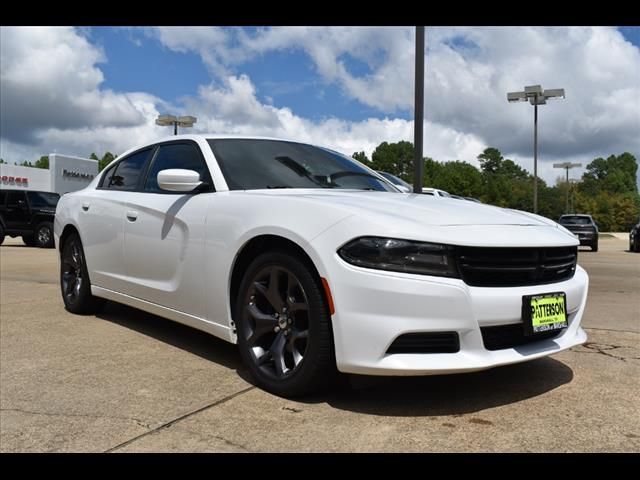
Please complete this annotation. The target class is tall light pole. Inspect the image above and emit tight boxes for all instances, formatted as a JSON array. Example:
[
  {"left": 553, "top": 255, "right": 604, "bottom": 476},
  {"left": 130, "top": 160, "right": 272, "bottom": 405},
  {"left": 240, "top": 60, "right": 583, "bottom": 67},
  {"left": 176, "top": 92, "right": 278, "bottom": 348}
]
[
  {"left": 568, "top": 178, "right": 579, "bottom": 214},
  {"left": 507, "top": 85, "right": 565, "bottom": 213},
  {"left": 413, "top": 26, "right": 425, "bottom": 194},
  {"left": 553, "top": 161, "right": 581, "bottom": 214},
  {"left": 155, "top": 114, "right": 197, "bottom": 135}
]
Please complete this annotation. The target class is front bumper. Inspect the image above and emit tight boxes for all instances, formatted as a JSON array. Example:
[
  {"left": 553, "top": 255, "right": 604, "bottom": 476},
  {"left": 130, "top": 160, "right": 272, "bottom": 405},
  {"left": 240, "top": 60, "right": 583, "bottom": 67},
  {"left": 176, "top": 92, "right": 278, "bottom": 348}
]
[{"left": 323, "top": 255, "right": 589, "bottom": 376}]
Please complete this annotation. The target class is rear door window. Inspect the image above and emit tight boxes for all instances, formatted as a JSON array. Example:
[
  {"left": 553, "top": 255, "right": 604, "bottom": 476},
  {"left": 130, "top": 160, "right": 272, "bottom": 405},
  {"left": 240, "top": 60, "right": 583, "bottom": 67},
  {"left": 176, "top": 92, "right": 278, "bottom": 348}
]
[{"left": 7, "top": 191, "right": 26, "bottom": 206}]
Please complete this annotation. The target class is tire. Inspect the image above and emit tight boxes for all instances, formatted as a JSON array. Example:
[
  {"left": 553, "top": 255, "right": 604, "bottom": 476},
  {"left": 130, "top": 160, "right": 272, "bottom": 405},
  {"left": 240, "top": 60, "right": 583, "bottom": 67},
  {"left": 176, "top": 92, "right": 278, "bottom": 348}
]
[
  {"left": 0, "top": 224, "right": 4, "bottom": 246},
  {"left": 34, "top": 221, "right": 54, "bottom": 248},
  {"left": 591, "top": 241, "right": 598, "bottom": 252},
  {"left": 22, "top": 235, "right": 36, "bottom": 247},
  {"left": 60, "top": 232, "right": 105, "bottom": 314},
  {"left": 235, "top": 250, "right": 336, "bottom": 397}
]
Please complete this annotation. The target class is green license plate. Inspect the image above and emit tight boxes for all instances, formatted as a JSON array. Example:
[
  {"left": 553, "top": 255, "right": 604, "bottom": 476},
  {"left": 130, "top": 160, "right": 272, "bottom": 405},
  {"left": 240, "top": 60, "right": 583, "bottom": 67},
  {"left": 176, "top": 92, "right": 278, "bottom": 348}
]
[{"left": 522, "top": 292, "right": 568, "bottom": 336}]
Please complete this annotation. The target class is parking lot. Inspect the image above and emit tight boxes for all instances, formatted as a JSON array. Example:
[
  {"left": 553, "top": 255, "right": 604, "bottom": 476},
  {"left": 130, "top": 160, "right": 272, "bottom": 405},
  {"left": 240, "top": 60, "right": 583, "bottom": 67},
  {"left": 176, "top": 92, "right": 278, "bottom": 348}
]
[{"left": 1, "top": 235, "right": 638, "bottom": 452}]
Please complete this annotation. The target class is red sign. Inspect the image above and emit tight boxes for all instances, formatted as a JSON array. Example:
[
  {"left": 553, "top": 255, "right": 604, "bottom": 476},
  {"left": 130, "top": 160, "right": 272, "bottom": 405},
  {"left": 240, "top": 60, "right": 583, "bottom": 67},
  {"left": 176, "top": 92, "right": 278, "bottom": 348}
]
[{"left": 1, "top": 176, "right": 29, "bottom": 185}]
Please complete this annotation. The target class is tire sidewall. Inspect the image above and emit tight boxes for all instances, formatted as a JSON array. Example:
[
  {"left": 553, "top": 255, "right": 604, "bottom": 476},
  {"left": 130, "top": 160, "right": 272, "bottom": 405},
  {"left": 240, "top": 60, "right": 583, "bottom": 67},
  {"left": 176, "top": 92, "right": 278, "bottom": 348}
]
[
  {"left": 60, "top": 233, "right": 93, "bottom": 313},
  {"left": 235, "top": 251, "right": 332, "bottom": 396}
]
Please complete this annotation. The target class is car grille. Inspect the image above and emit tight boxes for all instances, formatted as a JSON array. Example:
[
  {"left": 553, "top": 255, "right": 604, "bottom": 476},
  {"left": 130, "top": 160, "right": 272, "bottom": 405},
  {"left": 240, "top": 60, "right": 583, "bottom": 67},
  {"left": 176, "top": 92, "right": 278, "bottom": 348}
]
[
  {"left": 480, "top": 324, "right": 563, "bottom": 351},
  {"left": 456, "top": 246, "right": 577, "bottom": 287},
  {"left": 386, "top": 332, "right": 460, "bottom": 354}
]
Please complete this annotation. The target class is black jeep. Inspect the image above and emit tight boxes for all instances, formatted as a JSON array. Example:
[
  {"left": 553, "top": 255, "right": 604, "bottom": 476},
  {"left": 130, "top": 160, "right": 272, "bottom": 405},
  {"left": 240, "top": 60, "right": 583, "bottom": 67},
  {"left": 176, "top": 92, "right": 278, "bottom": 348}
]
[{"left": 0, "top": 190, "right": 60, "bottom": 248}]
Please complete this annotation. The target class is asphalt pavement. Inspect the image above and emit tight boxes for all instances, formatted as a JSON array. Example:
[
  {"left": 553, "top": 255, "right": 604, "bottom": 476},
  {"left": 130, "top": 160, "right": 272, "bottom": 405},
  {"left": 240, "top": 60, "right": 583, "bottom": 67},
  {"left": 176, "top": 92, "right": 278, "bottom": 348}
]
[{"left": 1, "top": 235, "right": 638, "bottom": 452}]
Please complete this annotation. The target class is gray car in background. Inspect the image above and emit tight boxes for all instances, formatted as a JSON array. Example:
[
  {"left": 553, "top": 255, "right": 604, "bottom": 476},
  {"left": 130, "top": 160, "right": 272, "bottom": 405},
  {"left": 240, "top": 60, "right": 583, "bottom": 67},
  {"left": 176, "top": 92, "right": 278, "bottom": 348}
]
[{"left": 558, "top": 214, "right": 599, "bottom": 252}]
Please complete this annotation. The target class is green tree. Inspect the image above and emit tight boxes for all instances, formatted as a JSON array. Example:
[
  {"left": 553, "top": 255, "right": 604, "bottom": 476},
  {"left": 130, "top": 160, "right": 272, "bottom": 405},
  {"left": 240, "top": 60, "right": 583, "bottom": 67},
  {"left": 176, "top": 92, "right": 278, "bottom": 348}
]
[
  {"left": 89, "top": 153, "right": 99, "bottom": 161},
  {"left": 19, "top": 160, "right": 34, "bottom": 167},
  {"left": 99, "top": 152, "right": 116, "bottom": 172},
  {"left": 34, "top": 155, "right": 49, "bottom": 169},
  {"left": 351, "top": 151, "right": 369, "bottom": 164},
  {"left": 370, "top": 141, "right": 415, "bottom": 180},
  {"left": 427, "top": 160, "right": 482, "bottom": 197},
  {"left": 477, "top": 147, "right": 503, "bottom": 174},
  {"left": 581, "top": 153, "right": 638, "bottom": 196}
]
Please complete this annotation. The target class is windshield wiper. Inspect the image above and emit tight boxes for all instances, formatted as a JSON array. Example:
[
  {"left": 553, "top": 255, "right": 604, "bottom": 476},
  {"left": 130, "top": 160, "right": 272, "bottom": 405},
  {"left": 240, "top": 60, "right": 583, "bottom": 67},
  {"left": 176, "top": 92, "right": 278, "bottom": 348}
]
[
  {"left": 275, "top": 156, "right": 326, "bottom": 187},
  {"left": 266, "top": 185, "right": 293, "bottom": 189}
]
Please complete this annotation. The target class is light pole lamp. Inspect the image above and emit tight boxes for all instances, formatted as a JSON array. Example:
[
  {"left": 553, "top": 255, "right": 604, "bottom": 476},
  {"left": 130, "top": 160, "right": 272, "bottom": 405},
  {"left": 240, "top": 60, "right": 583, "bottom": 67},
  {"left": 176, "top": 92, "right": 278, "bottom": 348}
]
[
  {"left": 507, "top": 85, "right": 565, "bottom": 214},
  {"left": 553, "top": 161, "right": 581, "bottom": 214},
  {"left": 155, "top": 114, "right": 197, "bottom": 135}
]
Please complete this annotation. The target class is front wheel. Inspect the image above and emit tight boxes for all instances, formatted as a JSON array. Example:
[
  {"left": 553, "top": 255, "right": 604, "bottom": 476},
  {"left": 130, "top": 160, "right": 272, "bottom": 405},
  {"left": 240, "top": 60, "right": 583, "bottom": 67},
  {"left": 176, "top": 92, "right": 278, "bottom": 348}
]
[
  {"left": 592, "top": 241, "right": 598, "bottom": 252},
  {"left": 60, "top": 233, "right": 105, "bottom": 314},
  {"left": 235, "top": 251, "right": 336, "bottom": 397}
]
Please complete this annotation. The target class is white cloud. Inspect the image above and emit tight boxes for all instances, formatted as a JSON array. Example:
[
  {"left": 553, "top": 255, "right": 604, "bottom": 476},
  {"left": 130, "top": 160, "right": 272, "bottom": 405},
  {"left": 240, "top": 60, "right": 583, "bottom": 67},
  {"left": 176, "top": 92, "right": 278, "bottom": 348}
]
[
  {"left": 0, "top": 27, "right": 150, "bottom": 146},
  {"left": 149, "top": 26, "right": 640, "bottom": 183},
  {"left": 2, "top": 26, "right": 638, "bottom": 188},
  {"left": 0, "top": 27, "right": 176, "bottom": 164},
  {"left": 184, "top": 74, "right": 485, "bottom": 166}
]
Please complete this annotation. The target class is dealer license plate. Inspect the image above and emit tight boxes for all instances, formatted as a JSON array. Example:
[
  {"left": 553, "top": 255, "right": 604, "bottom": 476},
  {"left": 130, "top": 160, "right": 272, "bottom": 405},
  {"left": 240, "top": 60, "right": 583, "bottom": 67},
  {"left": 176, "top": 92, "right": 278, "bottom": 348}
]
[{"left": 522, "top": 292, "right": 568, "bottom": 336}]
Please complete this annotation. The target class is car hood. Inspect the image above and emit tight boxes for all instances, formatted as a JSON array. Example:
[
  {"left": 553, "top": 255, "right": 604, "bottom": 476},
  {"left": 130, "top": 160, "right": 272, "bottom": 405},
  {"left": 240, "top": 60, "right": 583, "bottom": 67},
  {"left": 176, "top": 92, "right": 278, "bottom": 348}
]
[{"left": 246, "top": 189, "right": 559, "bottom": 227}]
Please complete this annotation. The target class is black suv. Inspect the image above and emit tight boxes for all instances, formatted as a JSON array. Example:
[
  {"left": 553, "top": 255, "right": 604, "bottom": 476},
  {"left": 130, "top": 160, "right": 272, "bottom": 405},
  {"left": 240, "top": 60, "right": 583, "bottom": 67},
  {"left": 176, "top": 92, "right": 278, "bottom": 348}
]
[
  {"left": 558, "top": 214, "right": 599, "bottom": 252},
  {"left": 0, "top": 190, "right": 60, "bottom": 248},
  {"left": 630, "top": 219, "right": 640, "bottom": 252}
]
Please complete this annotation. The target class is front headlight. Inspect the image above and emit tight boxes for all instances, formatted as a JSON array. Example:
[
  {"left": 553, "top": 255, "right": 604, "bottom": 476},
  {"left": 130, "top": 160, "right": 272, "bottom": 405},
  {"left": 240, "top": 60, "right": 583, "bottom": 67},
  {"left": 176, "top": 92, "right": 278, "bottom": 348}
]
[{"left": 338, "top": 236, "right": 460, "bottom": 278}]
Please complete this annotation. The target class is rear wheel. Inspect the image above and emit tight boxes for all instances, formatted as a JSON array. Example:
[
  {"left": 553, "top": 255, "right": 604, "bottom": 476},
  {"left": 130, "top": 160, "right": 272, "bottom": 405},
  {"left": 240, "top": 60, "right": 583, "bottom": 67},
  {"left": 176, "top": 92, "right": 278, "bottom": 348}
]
[
  {"left": 34, "top": 222, "right": 54, "bottom": 248},
  {"left": 591, "top": 240, "right": 598, "bottom": 252},
  {"left": 235, "top": 251, "right": 336, "bottom": 397},
  {"left": 60, "top": 232, "right": 105, "bottom": 314}
]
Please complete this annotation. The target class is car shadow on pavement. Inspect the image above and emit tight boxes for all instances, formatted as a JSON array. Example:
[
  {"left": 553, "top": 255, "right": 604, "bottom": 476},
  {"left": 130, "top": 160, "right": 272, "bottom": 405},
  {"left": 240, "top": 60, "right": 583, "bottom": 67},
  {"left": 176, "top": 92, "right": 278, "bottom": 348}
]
[
  {"left": 96, "top": 301, "right": 243, "bottom": 372},
  {"left": 308, "top": 358, "right": 574, "bottom": 417},
  {"left": 95, "top": 301, "right": 574, "bottom": 416}
]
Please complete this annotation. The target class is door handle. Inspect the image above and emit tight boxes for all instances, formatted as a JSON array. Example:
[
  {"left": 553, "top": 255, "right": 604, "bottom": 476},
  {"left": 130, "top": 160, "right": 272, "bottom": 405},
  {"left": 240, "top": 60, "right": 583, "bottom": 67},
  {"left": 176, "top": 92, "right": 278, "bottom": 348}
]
[
  {"left": 81, "top": 202, "right": 90, "bottom": 211},
  {"left": 126, "top": 210, "right": 138, "bottom": 221}
]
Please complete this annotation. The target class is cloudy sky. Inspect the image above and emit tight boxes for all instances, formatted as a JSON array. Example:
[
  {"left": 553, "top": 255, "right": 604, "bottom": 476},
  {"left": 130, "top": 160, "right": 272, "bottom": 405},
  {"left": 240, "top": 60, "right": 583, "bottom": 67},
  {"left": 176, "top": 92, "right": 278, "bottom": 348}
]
[{"left": 1, "top": 26, "right": 639, "bottom": 185}]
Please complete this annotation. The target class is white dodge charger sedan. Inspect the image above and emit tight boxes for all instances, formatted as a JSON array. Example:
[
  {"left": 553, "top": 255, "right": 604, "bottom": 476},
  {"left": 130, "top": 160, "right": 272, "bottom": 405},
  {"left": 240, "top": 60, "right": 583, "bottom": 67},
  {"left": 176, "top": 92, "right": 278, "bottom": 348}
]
[{"left": 54, "top": 135, "right": 588, "bottom": 397}]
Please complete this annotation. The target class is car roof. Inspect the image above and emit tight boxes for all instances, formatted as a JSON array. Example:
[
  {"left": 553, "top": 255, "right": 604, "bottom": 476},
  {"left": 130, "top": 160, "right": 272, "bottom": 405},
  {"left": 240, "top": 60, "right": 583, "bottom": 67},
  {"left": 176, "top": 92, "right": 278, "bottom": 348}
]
[{"left": 115, "top": 134, "right": 337, "bottom": 161}]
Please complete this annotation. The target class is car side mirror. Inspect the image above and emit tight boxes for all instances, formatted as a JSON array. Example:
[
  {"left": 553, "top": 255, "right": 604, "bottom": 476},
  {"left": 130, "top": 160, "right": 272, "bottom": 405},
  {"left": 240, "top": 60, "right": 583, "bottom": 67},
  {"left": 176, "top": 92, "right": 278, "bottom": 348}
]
[{"left": 157, "top": 169, "right": 203, "bottom": 192}]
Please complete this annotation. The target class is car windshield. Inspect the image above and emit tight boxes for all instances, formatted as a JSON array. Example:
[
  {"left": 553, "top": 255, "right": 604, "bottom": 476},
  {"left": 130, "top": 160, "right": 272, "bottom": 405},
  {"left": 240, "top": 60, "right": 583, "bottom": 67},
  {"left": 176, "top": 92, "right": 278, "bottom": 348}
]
[
  {"left": 378, "top": 171, "right": 412, "bottom": 190},
  {"left": 560, "top": 216, "right": 592, "bottom": 225},
  {"left": 27, "top": 191, "right": 60, "bottom": 208},
  {"left": 207, "top": 139, "right": 397, "bottom": 192}
]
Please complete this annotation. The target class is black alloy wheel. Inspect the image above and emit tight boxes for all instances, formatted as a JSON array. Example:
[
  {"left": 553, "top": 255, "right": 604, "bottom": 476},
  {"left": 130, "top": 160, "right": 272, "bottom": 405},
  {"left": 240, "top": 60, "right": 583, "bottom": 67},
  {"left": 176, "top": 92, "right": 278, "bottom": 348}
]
[
  {"left": 35, "top": 222, "right": 54, "bottom": 248},
  {"left": 60, "top": 233, "right": 105, "bottom": 314},
  {"left": 243, "top": 265, "right": 310, "bottom": 379},
  {"left": 236, "top": 251, "right": 335, "bottom": 397}
]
